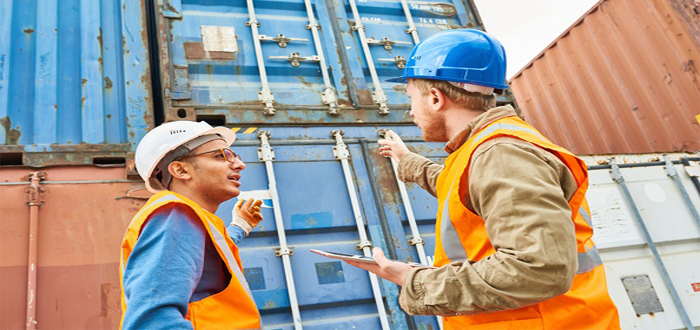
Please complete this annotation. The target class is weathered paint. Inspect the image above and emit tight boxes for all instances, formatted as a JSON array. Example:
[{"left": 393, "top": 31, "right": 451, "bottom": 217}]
[
  {"left": 0, "top": 166, "right": 146, "bottom": 330},
  {"left": 156, "top": 0, "right": 512, "bottom": 122},
  {"left": 509, "top": 0, "right": 700, "bottom": 155},
  {"left": 0, "top": 0, "right": 153, "bottom": 165}
]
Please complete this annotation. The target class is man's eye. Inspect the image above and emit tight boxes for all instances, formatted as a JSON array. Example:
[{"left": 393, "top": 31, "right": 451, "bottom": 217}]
[{"left": 215, "top": 153, "right": 225, "bottom": 158}]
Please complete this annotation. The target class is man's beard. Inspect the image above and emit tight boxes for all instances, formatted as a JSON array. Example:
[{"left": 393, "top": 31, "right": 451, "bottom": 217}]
[{"left": 420, "top": 112, "right": 449, "bottom": 142}]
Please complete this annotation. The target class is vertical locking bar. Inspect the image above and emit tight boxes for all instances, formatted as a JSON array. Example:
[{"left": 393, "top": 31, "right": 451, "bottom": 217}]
[
  {"left": 332, "top": 131, "right": 391, "bottom": 330},
  {"left": 379, "top": 131, "right": 428, "bottom": 265},
  {"left": 610, "top": 160, "right": 693, "bottom": 330},
  {"left": 257, "top": 132, "right": 303, "bottom": 330},
  {"left": 399, "top": 0, "right": 420, "bottom": 44},
  {"left": 380, "top": 130, "right": 443, "bottom": 330},
  {"left": 664, "top": 156, "right": 700, "bottom": 231},
  {"left": 245, "top": 0, "right": 276, "bottom": 115},
  {"left": 346, "top": 0, "right": 390, "bottom": 115},
  {"left": 303, "top": 0, "right": 339, "bottom": 115}
]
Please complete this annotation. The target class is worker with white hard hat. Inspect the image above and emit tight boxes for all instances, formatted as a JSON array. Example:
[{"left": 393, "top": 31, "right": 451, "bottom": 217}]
[{"left": 119, "top": 121, "right": 263, "bottom": 329}]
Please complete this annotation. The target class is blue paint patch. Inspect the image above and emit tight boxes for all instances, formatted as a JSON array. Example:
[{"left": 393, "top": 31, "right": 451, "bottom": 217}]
[
  {"left": 315, "top": 261, "right": 345, "bottom": 285},
  {"left": 243, "top": 267, "right": 266, "bottom": 291},
  {"left": 291, "top": 212, "right": 333, "bottom": 230},
  {"left": 251, "top": 289, "right": 290, "bottom": 310}
]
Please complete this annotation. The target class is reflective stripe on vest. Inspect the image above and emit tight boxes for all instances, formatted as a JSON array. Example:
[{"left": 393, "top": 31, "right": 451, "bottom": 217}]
[
  {"left": 208, "top": 223, "right": 254, "bottom": 300},
  {"left": 120, "top": 194, "right": 181, "bottom": 305},
  {"left": 122, "top": 194, "right": 254, "bottom": 301},
  {"left": 469, "top": 123, "right": 545, "bottom": 149},
  {"left": 441, "top": 115, "right": 604, "bottom": 274},
  {"left": 439, "top": 192, "right": 602, "bottom": 274},
  {"left": 441, "top": 189, "right": 468, "bottom": 262},
  {"left": 579, "top": 206, "right": 592, "bottom": 227}
]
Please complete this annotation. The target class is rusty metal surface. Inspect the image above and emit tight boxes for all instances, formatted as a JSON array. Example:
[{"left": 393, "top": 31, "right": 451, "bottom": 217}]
[
  {"left": 0, "top": 166, "right": 148, "bottom": 330},
  {"left": 509, "top": 0, "right": 700, "bottom": 155}
]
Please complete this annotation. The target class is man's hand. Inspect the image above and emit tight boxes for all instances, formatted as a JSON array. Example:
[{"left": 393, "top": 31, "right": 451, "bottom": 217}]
[
  {"left": 231, "top": 199, "right": 264, "bottom": 235},
  {"left": 344, "top": 247, "right": 413, "bottom": 286},
  {"left": 378, "top": 130, "right": 410, "bottom": 163}
]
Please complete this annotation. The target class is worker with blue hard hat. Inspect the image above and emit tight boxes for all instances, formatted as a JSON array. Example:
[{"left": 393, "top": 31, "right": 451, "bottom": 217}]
[{"left": 345, "top": 29, "right": 621, "bottom": 330}]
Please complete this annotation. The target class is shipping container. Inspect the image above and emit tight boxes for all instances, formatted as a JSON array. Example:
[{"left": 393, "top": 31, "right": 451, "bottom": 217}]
[
  {"left": 4, "top": 150, "right": 700, "bottom": 329},
  {"left": 0, "top": 0, "right": 154, "bottom": 167},
  {"left": 509, "top": 0, "right": 700, "bottom": 155},
  {"left": 0, "top": 166, "right": 148, "bottom": 329},
  {"left": 153, "top": 0, "right": 513, "bottom": 125},
  {"left": 149, "top": 0, "right": 497, "bottom": 328},
  {"left": 4, "top": 0, "right": 699, "bottom": 329}
]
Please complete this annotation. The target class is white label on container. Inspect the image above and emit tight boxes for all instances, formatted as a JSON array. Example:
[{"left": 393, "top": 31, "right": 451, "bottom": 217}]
[{"left": 201, "top": 26, "right": 238, "bottom": 53}]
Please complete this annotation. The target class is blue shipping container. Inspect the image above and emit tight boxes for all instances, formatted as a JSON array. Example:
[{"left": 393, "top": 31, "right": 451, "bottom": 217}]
[
  {"left": 154, "top": 0, "right": 493, "bottom": 328},
  {"left": 155, "top": 0, "right": 508, "bottom": 125},
  {"left": 0, "top": 0, "right": 153, "bottom": 166},
  {"left": 216, "top": 125, "right": 447, "bottom": 329}
]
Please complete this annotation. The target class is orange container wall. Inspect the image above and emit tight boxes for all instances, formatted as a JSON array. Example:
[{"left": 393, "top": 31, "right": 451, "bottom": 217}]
[
  {"left": 0, "top": 167, "right": 148, "bottom": 329},
  {"left": 509, "top": 0, "right": 700, "bottom": 155}
]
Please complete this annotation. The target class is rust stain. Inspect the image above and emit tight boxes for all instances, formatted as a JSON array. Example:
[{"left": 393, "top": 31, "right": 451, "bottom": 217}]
[
  {"left": 97, "top": 28, "right": 103, "bottom": 48},
  {"left": 81, "top": 78, "right": 88, "bottom": 85},
  {"left": 297, "top": 76, "right": 313, "bottom": 88},
  {"left": 183, "top": 42, "right": 236, "bottom": 61},
  {"left": 1, "top": 116, "right": 21, "bottom": 145},
  {"left": 104, "top": 77, "right": 113, "bottom": 89},
  {"left": 356, "top": 89, "right": 373, "bottom": 105},
  {"left": 23, "top": 28, "right": 34, "bottom": 34}
]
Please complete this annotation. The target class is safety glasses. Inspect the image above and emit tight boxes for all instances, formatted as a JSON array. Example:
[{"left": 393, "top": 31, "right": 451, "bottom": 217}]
[{"left": 178, "top": 147, "right": 242, "bottom": 163}]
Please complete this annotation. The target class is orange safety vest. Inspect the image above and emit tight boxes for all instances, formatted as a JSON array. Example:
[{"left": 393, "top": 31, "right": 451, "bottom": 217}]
[
  {"left": 119, "top": 191, "right": 261, "bottom": 330},
  {"left": 434, "top": 116, "right": 620, "bottom": 330}
]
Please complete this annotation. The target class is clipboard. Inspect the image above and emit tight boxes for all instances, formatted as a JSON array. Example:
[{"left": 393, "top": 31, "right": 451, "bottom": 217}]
[{"left": 310, "top": 249, "right": 434, "bottom": 268}]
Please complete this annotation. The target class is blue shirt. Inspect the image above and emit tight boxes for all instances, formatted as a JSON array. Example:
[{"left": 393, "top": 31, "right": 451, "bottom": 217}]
[{"left": 121, "top": 204, "right": 247, "bottom": 330}]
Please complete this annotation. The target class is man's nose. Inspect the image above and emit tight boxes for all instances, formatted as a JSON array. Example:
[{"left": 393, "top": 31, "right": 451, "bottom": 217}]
[{"left": 231, "top": 158, "right": 246, "bottom": 170}]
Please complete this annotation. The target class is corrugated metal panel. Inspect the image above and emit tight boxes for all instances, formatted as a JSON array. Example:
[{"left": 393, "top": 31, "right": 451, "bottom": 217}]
[
  {"left": 509, "top": 0, "right": 700, "bottom": 155},
  {"left": 0, "top": 166, "right": 146, "bottom": 329},
  {"left": 155, "top": 0, "right": 511, "bottom": 125},
  {"left": 0, "top": 0, "right": 153, "bottom": 166}
]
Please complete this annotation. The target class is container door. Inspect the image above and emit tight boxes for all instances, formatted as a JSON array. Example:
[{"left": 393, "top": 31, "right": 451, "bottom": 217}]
[
  {"left": 214, "top": 125, "right": 429, "bottom": 329},
  {"left": 157, "top": 0, "right": 350, "bottom": 117},
  {"left": 331, "top": 0, "right": 481, "bottom": 110}
]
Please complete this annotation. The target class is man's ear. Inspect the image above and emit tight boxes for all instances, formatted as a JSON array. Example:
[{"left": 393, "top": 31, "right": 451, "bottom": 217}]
[
  {"left": 168, "top": 161, "right": 192, "bottom": 181},
  {"left": 429, "top": 87, "right": 447, "bottom": 112}
]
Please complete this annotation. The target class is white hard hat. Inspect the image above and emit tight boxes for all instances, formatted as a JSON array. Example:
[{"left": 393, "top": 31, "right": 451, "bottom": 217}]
[{"left": 135, "top": 121, "right": 236, "bottom": 193}]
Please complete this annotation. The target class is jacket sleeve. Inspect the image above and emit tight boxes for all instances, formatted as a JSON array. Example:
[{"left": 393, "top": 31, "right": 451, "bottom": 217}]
[
  {"left": 399, "top": 142, "right": 578, "bottom": 316},
  {"left": 121, "top": 204, "right": 206, "bottom": 330},
  {"left": 226, "top": 223, "right": 247, "bottom": 244},
  {"left": 396, "top": 152, "right": 444, "bottom": 197}
]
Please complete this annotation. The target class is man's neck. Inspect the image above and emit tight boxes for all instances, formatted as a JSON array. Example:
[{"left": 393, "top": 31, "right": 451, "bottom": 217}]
[
  {"left": 444, "top": 107, "right": 484, "bottom": 141},
  {"left": 169, "top": 185, "right": 219, "bottom": 213}
]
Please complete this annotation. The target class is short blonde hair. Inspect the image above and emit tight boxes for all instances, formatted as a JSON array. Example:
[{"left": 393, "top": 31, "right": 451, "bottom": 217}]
[{"left": 411, "top": 79, "right": 496, "bottom": 111}]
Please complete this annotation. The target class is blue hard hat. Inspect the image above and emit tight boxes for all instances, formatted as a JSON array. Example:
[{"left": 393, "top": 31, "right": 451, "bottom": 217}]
[{"left": 387, "top": 29, "right": 508, "bottom": 90}]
